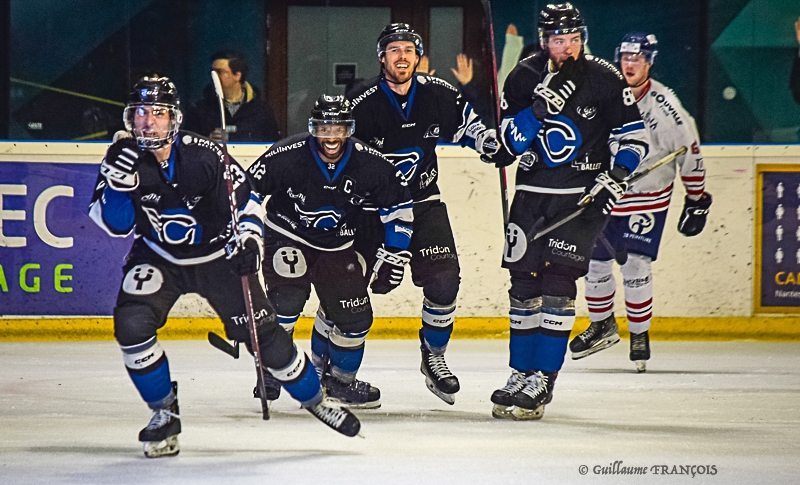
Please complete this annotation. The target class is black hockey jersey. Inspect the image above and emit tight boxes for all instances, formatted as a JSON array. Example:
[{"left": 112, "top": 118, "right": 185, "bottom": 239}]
[
  {"left": 347, "top": 74, "right": 491, "bottom": 202},
  {"left": 500, "top": 53, "right": 649, "bottom": 193},
  {"left": 247, "top": 134, "right": 413, "bottom": 251},
  {"left": 88, "top": 132, "right": 263, "bottom": 265}
]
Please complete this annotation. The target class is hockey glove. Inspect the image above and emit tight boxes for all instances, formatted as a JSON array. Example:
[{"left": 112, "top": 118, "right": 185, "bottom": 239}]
[
  {"left": 481, "top": 146, "right": 517, "bottom": 168},
  {"left": 226, "top": 233, "right": 263, "bottom": 276},
  {"left": 475, "top": 129, "right": 500, "bottom": 155},
  {"left": 580, "top": 167, "right": 629, "bottom": 217},
  {"left": 677, "top": 192, "right": 712, "bottom": 237},
  {"left": 533, "top": 56, "right": 586, "bottom": 116},
  {"left": 370, "top": 246, "right": 412, "bottom": 295},
  {"left": 100, "top": 138, "right": 144, "bottom": 191}
]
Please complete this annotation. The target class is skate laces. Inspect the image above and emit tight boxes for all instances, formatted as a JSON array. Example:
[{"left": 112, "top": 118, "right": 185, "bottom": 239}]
[
  {"left": 499, "top": 370, "right": 527, "bottom": 394},
  {"left": 327, "top": 376, "right": 370, "bottom": 401},
  {"left": 145, "top": 407, "right": 179, "bottom": 430},
  {"left": 578, "top": 321, "right": 602, "bottom": 342},
  {"left": 426, "top": 353, "right": 455, "bottom": 379},
  {"left": 519, "top": 372, "right": 548, "bottom": 399},
  {"left": 311, "top": 402, "right": 347, "bottom": 428}
]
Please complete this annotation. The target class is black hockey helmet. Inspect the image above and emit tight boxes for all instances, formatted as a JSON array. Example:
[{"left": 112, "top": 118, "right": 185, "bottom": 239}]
[
  {"left": 377, "top": 23, "right": 424, "bottom": 59},
  {"left": 615, "top": 32, "right": 658, "bottom": 64},
  {"left": 538, "top": 3, "right": 588, "bottom": 47},
  {"left": 308, "top": 95, "right": 355, "bottom": 138},
  {"left": 123, "top": 76, "right": 183, "bottom": 149}
]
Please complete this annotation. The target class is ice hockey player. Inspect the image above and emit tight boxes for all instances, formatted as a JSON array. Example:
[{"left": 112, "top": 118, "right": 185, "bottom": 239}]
[
  {"left": 246, "top": 95, "right": 414, "bottom": 410},
  {"left": 88, "top": 77, "right": 360, "bottom": 457},
  {"left": 571, "top": 32, "right": 711, "bottom": 372},
  {"left": 346, "top": 23, "right": 500, "bottom": 405},
  {"left": 486, "top": 3, "right": 649, "bottom": 420}
]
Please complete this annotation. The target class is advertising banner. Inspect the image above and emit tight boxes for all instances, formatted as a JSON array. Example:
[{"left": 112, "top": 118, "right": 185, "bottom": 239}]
[
  {"left": 1, "top": 161, "right": 132, "bottom": 316},
  {"left": 755, "top": 164, "right": 800, "bottom": 313}
]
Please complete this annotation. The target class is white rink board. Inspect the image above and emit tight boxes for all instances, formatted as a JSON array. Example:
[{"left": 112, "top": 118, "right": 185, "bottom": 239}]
[{"left": 2, "top": 142, "right": 794, "bottom": 318}]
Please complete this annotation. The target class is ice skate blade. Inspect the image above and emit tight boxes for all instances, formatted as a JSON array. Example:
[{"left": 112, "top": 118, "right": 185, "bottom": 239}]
[
  {"left": 327, "top": 396, "right": 382, "bottom": 410},
  {"left": 425, "top": 377, "right": 455, "bottom": 405},
  {"left": 634, "top": 360, "right": 647, "bottom": 373},
  {"left": 491, "top": 404, "right": 515, "bottom": 419},
  {"left": 511, "top": 405, "right": 545, "bottom": 421},
  {"left": 142, "top": 436, "right": 179, "bottom": 458},
  {"left": 571, "top": 334, "right": 621, "bottom": 360}
]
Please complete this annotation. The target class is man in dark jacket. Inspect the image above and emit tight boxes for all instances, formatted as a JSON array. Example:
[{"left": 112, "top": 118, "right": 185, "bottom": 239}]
[{"left": 184, "top": 50, "right": 281, "bottom": 142}]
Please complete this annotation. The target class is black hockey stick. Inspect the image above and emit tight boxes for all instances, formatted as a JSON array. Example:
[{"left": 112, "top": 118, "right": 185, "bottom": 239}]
[
  {"left": 211, "top": 70, "right": 271, "bottom": 420},
  {"left": 481, "top": 0, "right": 509, "bottom": 227},
  {"left": 208, "top": 331, "right": 240, "bottom": 359},
  {"left": 532, "top": 146, "right": 688, "bottom": 241}
]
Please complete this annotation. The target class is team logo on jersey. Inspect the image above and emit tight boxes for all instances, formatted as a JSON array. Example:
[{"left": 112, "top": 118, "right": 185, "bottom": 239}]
[
  {"left": 273, "top": 247, "right": 307, "bottom": 278},
  {"left": 383, "top": 148, "right": 423, "bottom": 182},
  {"left": 122, "top": 264, "right": 163, "bottom": 295},
  {"left": 294, "top": 203, "right": 342, "bottom": 229},
  {"left": 503, "top": 223, "right": 527, "bottom": 263},
  {"left": 142, "top": 206, "right": 201, "bottom": 245},
  {"left": 370, "top": 137, "right": 385, "bottom": 149},
  {"left": 418, "top": 167, "right": 437, "bottom": 190},
  {"left": 628, "top": 213, "right": 655, "bottom": 235},
  {"left": 576, "top": 105, "right": 597, "bottom": 120},
  {"left": 519, "top": 151, "right": 538, "bottom": 170},
  {"left": 424, "top": 124, "right": 440, "bottom": 138},
  {"left": 535, "top": 115, "right": 583, "bottom": 167}
]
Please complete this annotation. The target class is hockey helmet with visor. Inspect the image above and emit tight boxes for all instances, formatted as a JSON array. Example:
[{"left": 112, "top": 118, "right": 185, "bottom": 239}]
[
  {"left": 123, "top": 76, "right": 183, "bottom": 150},
  {"left": 538, "top": 3, "right": 588, "bottom": 47},
  {"left": 615, "top": 32, "right": 658, "bottom": 64}
]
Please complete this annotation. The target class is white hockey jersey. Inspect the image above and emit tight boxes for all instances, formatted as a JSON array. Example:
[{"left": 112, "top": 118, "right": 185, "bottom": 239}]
[{"left": 612, "top": 79, "right": 706, "bottom": 215}]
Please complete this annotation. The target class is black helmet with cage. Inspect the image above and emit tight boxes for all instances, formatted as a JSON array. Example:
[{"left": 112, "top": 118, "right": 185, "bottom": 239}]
[
  {"left": 538, "top": 3, "right": 588, "bottom": 48},
  {"left": 123, "top": 76, "right": 183, "bottom": 149},
  {"left": 308, "top": 94, "right": 355, "bottom": 139}
]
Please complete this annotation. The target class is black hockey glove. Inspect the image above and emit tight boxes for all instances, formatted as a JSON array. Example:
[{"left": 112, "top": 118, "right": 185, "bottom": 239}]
[
  {"left": 533, "top": 56, "right": 586, "bottom": 117},
  {"left": 225, "top": 233, "right": 263, "bottom": 276},
  {"left": 580, "top": 167, "right": 629, "bottom": 217},
  {"left": 100, "top": 138, "right": 144, "bottom": 191},
  {"left": 481, "top": 146, "right": 517, "bottom": 168},
  {"left": 678, "top": 192, "right": 712, "bottom": 237},
  {"left": 370, "top": 246, "right": 412, "bottom": 295}
]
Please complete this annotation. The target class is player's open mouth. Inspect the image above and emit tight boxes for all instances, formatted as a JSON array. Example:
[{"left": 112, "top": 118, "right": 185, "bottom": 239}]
[
  {"left": 323, "top": 141, "right": 340, "bottom": 153},
  {"left": 395, "top": 63, "right": 409, "bottom": 69}
]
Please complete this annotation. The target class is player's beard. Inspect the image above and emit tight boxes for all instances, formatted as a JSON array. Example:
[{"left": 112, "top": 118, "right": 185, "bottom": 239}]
[
  {"left": 383, "top": 58, "right": 416, "bottom": 84},
  {"left": 316, "top": 137, "right": 346, "bottom": 163}
]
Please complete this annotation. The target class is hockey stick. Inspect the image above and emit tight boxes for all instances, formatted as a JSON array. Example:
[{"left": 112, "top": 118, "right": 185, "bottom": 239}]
[
  {"left": 211, "top": 71, "right": 271, "bottom": 420},
  {"left": 481, "top": 0, "right": 509, "bottom": 227},
  {"left": 532, "top": 146, "right": 688, "bottom": 241},
  {"left": 208, "top": 331, "right": 240, "bottom": 359}
]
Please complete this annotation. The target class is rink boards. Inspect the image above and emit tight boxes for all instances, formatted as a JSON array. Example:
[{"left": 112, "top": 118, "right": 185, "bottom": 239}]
[{"left": 1, "top": 142, "right": 799, "bottom": 340}]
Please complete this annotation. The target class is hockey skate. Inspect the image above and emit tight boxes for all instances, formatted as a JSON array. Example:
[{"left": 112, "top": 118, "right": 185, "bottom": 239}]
[
  {"left": 139, "top": 383, "right": 181, "bottom": 458},
  {"left": 322, "top": 374, "right": 381, "bottom": 409},
  {"left": 419, "top": 330, "right": 460, "bottom": 405},
  {"left": 253, "top": 371, "right": 282, "bottom": 402},
  {"left": 629, "top": 330, "right": 651, "bottom": 372},
  {"left": 490, "top": 370, "right": 527, "bottom": 419},
  {"left": 569, "top": 315, "right": 620, "bottom": 360},
  {"left": 305, "top": 397, "right": 361, "bottom": 437},
  {"left": 511, "top": 371, "right": 557, "bottom": 421}
]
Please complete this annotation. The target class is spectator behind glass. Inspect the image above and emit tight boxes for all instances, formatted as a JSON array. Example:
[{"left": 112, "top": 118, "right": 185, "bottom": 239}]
[
  {"left": 184, "top": 50, "right": 281, "bottom": 142},
  {"left": 791, "top": 17, "right": 800, "bottom": 105}
]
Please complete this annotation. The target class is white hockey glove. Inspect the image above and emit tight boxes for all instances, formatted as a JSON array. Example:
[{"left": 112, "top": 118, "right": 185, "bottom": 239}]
[
  {"left": 580, "top": 167, "right": 629, "bottom": 217},
  {"left": 475, "top": 129, "right": 500, "bottom": 155},
  {"left": 100, "top": 138, "right": 143, "bottom": 191},
  {"left": 370, "top": 245, "right": 411, "bottom": 295},
  {"left": 532, "top": 56, "right": 586, "bottom": 116},
  {"left": 225, "top": 232, "right": 263, "bottom": 276}
]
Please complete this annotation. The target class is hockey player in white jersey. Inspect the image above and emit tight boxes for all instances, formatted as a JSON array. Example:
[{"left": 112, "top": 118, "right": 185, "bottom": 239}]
[{"left": 571, "top": 33, "right": 712, "bottom": 371}]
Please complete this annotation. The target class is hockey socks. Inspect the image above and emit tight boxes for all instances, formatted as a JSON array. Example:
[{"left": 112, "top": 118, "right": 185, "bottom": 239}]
[
  {"left": 421, "top": 297, "right": 456, "bottom": 354},
  {"left": 531, "top": 296, "right": 575, "bottom": 373},
  {"left": 269, "top": 348, "right": 322, "bottom": 407},
  {"left": 120, "top": 337, "right": 174, "bottom": 409},
  {"left": 508, "top": 297, "right": 541, "bottom": 371}
]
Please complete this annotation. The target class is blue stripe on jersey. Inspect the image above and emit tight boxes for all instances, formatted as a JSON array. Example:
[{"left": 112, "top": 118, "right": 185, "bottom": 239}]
[
  {"left": 502, "top": 108, "right": 542, "bottom": 155},
  {"left": 380, "top": 77, "right": 417, "bottom": 121},
  {"left": 308, "top": 137, "right": 353, "bottom": 183},
  {"left": 612, "top": 120, "right": 646, "bottom": 136},
  {"left": 101, "top": 186, "right": 135, "bottom": 233},
  {"left": 384, "top": 222, "right": 412, "bottom": 250}
]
